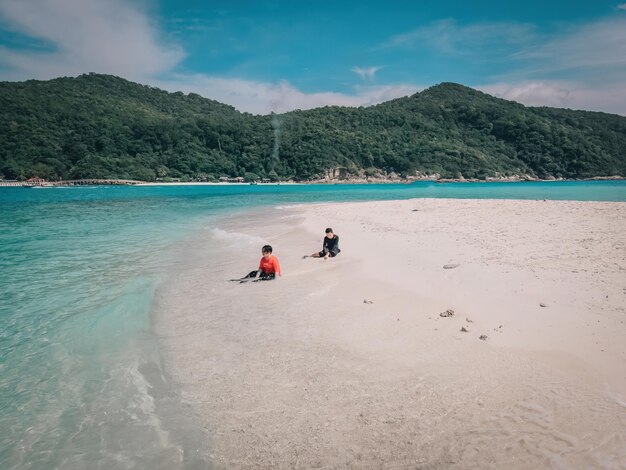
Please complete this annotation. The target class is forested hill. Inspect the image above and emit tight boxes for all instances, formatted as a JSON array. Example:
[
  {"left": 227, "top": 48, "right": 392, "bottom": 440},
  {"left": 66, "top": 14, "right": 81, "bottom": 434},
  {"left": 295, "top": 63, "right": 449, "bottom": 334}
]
[{"left": 1, "top": 73, "right": 625, "bottom": 182}]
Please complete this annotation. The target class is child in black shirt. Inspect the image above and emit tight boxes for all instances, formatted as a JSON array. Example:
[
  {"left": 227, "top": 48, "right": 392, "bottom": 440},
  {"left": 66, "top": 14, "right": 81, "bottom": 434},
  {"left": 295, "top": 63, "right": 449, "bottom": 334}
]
[{"left": 304, "top": 227, "right": 340, "bottom": 260}]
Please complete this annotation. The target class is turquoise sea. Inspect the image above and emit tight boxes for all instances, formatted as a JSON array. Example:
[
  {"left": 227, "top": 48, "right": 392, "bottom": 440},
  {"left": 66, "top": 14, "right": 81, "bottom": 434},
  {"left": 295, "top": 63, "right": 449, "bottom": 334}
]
[{"left": 1, "top": 180, "right": 625, "bottom": 469}]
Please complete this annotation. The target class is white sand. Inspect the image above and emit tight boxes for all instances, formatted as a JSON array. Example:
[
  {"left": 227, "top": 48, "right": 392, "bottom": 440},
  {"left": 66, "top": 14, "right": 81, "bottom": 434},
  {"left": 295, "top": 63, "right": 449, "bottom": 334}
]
[{"left": 155, "top": 199, "right": 626, "bottom": 469}]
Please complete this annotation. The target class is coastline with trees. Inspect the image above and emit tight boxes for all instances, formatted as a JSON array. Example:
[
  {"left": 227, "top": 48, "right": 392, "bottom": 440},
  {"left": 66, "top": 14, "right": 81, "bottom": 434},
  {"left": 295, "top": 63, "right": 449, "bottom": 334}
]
[{"left": 1, "top": 74, "right": 624, "bottom": 184}]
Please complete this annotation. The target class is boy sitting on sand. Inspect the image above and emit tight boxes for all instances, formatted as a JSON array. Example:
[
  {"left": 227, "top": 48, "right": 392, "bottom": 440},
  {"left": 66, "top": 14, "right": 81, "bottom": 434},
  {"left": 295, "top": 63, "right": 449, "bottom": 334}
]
[
  {"left": 304, "top": 228, "right": 341, "bottom": 260},
  {"left": 236, "top": 245, "right": 281, "bottom": 282}
]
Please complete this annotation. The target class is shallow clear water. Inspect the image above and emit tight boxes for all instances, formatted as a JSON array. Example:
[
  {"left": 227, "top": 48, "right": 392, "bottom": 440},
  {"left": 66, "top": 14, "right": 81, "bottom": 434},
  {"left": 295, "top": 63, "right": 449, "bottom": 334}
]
[{"left": 1, "top": 181, "right": 625, "bottom": 469}]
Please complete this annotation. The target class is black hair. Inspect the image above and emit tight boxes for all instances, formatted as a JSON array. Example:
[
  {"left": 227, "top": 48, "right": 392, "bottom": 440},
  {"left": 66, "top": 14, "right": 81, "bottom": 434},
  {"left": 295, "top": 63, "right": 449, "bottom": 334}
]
[
  {"left": 325, "top": 228, "right": 333, "bottom": 233},
  {"left": 262, "top": 245, "right": 273, "bottom": 253}
]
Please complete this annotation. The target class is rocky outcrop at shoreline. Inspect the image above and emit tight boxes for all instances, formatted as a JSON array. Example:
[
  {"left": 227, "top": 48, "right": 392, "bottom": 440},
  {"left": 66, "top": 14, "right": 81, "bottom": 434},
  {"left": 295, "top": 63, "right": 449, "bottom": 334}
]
[{"left": 302, "top": 168, "right": 624, "bottom": 184}]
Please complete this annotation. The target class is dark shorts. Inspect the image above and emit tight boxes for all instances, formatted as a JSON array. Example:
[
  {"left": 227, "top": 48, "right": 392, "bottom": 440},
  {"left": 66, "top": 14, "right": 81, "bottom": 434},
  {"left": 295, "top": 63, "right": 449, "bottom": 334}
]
[{"left": 319, "top": 251, "right": 338, "bottom": 258}]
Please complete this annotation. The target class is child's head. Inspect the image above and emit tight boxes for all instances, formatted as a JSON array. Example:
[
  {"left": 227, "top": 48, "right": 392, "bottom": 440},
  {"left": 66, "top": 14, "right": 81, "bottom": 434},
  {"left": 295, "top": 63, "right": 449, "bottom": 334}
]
[
  {"left": 325, "top": 227, "right": 334, "bottom": 238},
  {"left": 262, "top": 245, "right": 273, "bottom": 258}
]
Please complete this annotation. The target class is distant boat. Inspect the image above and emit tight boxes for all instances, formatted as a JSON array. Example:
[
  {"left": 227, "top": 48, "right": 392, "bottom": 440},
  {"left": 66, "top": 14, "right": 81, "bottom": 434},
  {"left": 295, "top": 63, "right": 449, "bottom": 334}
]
[
  {"left": 23, "top": 177, "right": 48, "bottom": 188},
  {"left": 23, "top": 182, "right": 53, "bottom": 188}
]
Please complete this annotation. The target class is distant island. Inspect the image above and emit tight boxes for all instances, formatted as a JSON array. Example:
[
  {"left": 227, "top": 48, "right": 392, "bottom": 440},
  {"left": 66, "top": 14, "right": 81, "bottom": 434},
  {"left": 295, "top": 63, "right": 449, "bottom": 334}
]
[{"left": 1, "top": 73, "right": 625, "bottom": 183}]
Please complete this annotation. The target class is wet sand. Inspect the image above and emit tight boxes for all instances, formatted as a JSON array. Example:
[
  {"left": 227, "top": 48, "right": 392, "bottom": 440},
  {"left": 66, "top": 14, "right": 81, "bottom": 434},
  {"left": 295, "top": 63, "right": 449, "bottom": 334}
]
[{"left": 155, "top": 199, "right": 626, "bottom": 469}]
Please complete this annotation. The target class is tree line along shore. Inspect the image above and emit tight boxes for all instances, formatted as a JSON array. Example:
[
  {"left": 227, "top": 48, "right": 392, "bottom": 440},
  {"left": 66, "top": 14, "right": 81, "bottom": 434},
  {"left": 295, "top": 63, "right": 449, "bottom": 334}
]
[
  {"left": 1, "top": 73, "right": 625, "bottom": 183},
  {"left": 2, "top": 174, "right": 623, "bottom": 187}
]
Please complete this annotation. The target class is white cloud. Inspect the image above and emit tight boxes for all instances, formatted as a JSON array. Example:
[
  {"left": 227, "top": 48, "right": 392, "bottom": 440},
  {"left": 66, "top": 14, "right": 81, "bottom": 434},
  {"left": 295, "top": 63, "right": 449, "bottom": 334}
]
[
  {"left": 0, "top": 0, "right": 184, "bottom": 81},
  {"left": 382, "top": 16, "right": 626, "bottom": 82},
  {"left": 379, "top": 19, "right": 536, "bottom": 56},
  {"left": 379, "top": 16, "right": 626, "bottom": 115},
  {"left": 617, "top": 3, "right": 626, "bottom": 10},
  {"left": 153, "top": 74, "right": 420, "bottom": 114},
  {"left": 481, "top": 82, "right": 570, "bottom": 108},
  {"left": 354, "top": 83, "right": 421, "bottom": 104},
  {"left": 481, "top": 81, "right": 626, "bottom": 115},
  {"left": 511, "top": 17, "right": 626, "bottom": 76},
  {"left": 352, "top": 66, "right": 382, "bottom": 81}
]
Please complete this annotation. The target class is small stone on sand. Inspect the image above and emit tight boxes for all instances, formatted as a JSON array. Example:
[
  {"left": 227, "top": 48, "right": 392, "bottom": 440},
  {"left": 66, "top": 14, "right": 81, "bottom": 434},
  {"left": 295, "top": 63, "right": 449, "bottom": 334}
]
[
  {"left": 460, "top": 326, "right": 469, "bottom": 332},
  {"left": 540, "top": 303, "right": 548, "bottom": 307},
  {"left": 479, "top": 334, "right": 488, "bottom": 341},
  {"left": 439, "top": 309, "right": 455, "bottom": 318},
  {"left": 466, "top": 317, "right": 473, "bottom": 323},
  {"left": 443, "top": 264, "right": 460, "bottom": 269},
  {"left": 363, "top": 300, "right": 373, "bottom": 304}
]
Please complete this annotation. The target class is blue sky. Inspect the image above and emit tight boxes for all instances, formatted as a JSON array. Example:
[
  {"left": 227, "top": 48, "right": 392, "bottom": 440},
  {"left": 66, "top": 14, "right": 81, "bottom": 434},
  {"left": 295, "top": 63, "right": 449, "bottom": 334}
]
[{"left": 0, "top": 0, "right": 625, "bottom": 114}]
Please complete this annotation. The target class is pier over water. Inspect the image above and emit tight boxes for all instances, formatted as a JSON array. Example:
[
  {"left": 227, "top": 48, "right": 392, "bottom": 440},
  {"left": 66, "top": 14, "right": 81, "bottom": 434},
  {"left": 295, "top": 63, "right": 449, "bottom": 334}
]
[{"left": 0, "top": 179, "right": 144, "bottom": 187}]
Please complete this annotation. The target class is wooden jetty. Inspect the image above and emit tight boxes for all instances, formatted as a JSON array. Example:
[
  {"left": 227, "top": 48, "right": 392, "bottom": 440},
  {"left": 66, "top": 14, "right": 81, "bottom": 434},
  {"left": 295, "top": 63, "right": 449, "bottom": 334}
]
[
  {"left": 0, "top": 179, "right": 144, "bottom": 187},
  {"left": 51, "top": 179, "right": 144, "bottom": 186}
]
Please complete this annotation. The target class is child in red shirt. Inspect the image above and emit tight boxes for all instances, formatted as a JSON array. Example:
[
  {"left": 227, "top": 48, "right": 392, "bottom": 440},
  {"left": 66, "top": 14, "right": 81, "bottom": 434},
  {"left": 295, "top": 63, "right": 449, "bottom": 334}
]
[{"left": 236, "top": 245, "right": 281, "bottom": 282}]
